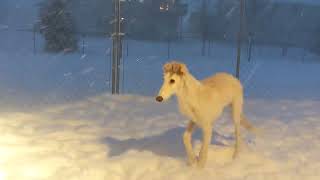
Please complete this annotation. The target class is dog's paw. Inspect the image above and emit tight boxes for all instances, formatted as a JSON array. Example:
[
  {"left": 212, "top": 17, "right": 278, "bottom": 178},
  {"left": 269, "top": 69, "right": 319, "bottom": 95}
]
[
  {"left": 187, "top": 157, "right": 197, "bottom": 167},
  {"left": 196, "top": 159, "right": 206, "bottom": 169},
  {"left": 232, "top": 149, "right": 240, "bottom": 159}
]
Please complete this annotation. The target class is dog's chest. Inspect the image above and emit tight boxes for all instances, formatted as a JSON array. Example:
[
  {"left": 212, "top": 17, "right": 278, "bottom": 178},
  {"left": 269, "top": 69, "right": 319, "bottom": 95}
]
[
  {"left": 178, "top": 100, "right": 202, "bottom": 122},
  {"left": 177, "top": 97, "right": 223, "bottom": 127}
]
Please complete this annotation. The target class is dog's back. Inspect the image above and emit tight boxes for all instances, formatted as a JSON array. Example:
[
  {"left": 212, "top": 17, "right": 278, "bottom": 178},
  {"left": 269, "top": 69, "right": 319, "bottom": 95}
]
[{"left": 201, "top": 72, "right": 243, "bottom": 106}]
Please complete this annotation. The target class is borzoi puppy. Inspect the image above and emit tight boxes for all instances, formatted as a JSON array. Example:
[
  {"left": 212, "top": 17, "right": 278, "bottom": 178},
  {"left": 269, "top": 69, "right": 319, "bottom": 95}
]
[{"left": 156, "top": 61, "right": 256, "bottom": 168}]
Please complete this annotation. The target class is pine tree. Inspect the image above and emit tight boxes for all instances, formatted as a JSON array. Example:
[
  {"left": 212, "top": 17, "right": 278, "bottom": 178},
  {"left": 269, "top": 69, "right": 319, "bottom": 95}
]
[{"left": 39, "top": 0, "right": 78, "bottom": 52}]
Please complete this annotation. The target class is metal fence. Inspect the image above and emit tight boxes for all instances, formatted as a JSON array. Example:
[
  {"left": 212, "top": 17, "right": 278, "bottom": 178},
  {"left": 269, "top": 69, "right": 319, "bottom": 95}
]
[{"left": 1, "top": 0, "right": 320, "bottom": 102}]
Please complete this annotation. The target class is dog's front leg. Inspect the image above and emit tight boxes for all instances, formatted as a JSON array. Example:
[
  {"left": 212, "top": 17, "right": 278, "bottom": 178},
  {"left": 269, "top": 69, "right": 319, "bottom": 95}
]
[
  {"left": 197, "top": 126, "right": 212, "bottom": 168},
  {"left": 183, "top": 121, "right": 196, "bottom": 166}
]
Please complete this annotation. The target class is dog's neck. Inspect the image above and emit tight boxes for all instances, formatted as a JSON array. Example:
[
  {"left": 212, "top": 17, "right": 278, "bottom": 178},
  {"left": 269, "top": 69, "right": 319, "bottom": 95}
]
[{"left": 176, "top": 73, "right": 202, "bottom": 105}]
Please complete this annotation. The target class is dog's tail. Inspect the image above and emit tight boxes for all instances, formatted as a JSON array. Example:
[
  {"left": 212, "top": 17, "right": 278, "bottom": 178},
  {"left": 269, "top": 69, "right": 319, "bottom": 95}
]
[{"left": 240, "top": 114, "right": 261, "bottom": 135}]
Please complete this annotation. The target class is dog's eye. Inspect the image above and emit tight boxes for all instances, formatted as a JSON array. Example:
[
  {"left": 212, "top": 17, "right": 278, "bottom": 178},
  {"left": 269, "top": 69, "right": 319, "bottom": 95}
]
[{"left": 170, "top": 79, "right": 175, "bottom": 84}]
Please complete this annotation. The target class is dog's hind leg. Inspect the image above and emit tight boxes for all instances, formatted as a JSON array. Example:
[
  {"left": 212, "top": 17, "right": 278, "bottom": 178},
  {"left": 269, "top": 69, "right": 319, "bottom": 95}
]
[
  {"left": 183, "top": 121, "right": 197, "bottom": 166},
  {"left": 232, "top": 96, "right": 243, "bottom": 159}
]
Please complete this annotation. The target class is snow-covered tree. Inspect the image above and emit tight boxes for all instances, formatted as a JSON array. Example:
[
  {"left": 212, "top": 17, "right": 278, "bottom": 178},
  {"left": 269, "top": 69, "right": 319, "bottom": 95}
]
[{"left": 39, "top": 0, "right": 78, "bottom": 52}]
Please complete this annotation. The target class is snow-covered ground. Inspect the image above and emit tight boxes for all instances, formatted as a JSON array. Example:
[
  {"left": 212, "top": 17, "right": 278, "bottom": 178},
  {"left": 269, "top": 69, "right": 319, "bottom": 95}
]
[
  {"left": 0, "top": 94, "right": 319, "bottom": 180},
  {"left": 0, "top": 30, "right": 320, "bottom": 179}
]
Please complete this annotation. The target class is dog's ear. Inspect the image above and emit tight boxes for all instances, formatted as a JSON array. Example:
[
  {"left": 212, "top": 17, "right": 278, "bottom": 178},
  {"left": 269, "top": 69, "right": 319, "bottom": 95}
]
[
  {"left": 178, "top": 63, "right": 188, "bottom": 76},
  {"left": 163, "top": 61, "right": 188, "bottom": 76},
  {"left": 172, "top": 62, "right": 188, "bottom": 76},
  {"left": 171, "top": 62, "right": 182, "bottom": 75},
  {"left": 163, "top": 62, "right": 172, "bottom": 74}
]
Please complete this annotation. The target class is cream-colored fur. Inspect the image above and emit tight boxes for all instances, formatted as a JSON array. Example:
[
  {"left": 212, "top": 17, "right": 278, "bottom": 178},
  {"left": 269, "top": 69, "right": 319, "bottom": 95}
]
[{"left": 156, "top": 61, "right": 256, "bottom": 168}]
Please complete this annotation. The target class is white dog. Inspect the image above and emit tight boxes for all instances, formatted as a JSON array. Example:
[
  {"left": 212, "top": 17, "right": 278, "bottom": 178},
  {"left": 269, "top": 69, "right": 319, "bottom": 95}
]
[{"left": 156, "top": 61, "right": 256, "bottom": 168}]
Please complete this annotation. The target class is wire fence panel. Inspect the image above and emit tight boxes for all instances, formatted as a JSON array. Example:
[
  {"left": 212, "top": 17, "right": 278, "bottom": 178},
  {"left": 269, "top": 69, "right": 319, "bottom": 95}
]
[{"left": 1, "top": 0, "right": 320, "bottom": 108}]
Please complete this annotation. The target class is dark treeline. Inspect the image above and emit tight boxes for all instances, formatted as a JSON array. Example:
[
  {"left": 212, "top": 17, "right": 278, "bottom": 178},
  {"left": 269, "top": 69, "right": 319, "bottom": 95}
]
[
  {"left": 36, "top": 0, "right": 320, "bottom": 52},
  {"left": 70, "top": 0, "right": 187, "bottom": 40}
]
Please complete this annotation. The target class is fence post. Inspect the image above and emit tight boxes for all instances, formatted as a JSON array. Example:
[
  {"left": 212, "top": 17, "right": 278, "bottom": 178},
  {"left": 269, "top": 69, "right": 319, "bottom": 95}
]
[
  {"left": 236, "top": 0, "right": 245, "bottom": 78},
  {"left": 167, "top": 38, "right": 171, "bottom": 59},
  {"left": 111, "top": 0, "right": 123, "bottom": 94},
  {"left": 201, "top": 0, "right": 208, "bottom": 56},
  {"left": 33, "top": 25, "right": 36, "bottom": 54},
  {"left": 126, "top": 39, "right": 129, "bottom": 57},
  {"left": 247, "top": 33, "right": 253, "bottom": 62}
]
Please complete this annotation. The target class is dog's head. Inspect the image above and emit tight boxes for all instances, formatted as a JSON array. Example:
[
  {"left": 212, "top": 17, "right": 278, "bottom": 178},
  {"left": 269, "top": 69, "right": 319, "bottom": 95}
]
[{"left": 156, "top": 61, "right": 188, "bottom": 102}]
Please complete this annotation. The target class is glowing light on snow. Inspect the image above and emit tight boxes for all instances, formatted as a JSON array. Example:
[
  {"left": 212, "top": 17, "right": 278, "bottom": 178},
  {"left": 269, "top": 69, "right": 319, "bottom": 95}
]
[
  {"left": 23, "top": 167, "right": 41, "bottom": 179},
  {"left": 0, "top": 170, "right": 7, "bottom": 180}
]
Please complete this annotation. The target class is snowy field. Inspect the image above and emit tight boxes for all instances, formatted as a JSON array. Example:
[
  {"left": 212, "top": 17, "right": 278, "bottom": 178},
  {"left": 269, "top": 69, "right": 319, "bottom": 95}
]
[
  {"left": 0, "top": 31, "right": 320, "bottom": 179},
  {"left": 0, "top": 94, "right": 320, "bottom": 180}
]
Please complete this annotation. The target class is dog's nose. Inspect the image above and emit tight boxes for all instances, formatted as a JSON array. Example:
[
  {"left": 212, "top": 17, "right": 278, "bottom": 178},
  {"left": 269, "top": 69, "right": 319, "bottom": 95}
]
[{"left": 156, "top": 96, "right": 163, "bottom": 102}]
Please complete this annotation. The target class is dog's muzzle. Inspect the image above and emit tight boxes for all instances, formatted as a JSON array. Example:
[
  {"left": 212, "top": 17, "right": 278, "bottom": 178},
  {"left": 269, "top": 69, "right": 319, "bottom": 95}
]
[{"left": 156, "top": 96, "right": 163, "bottom": 102}]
